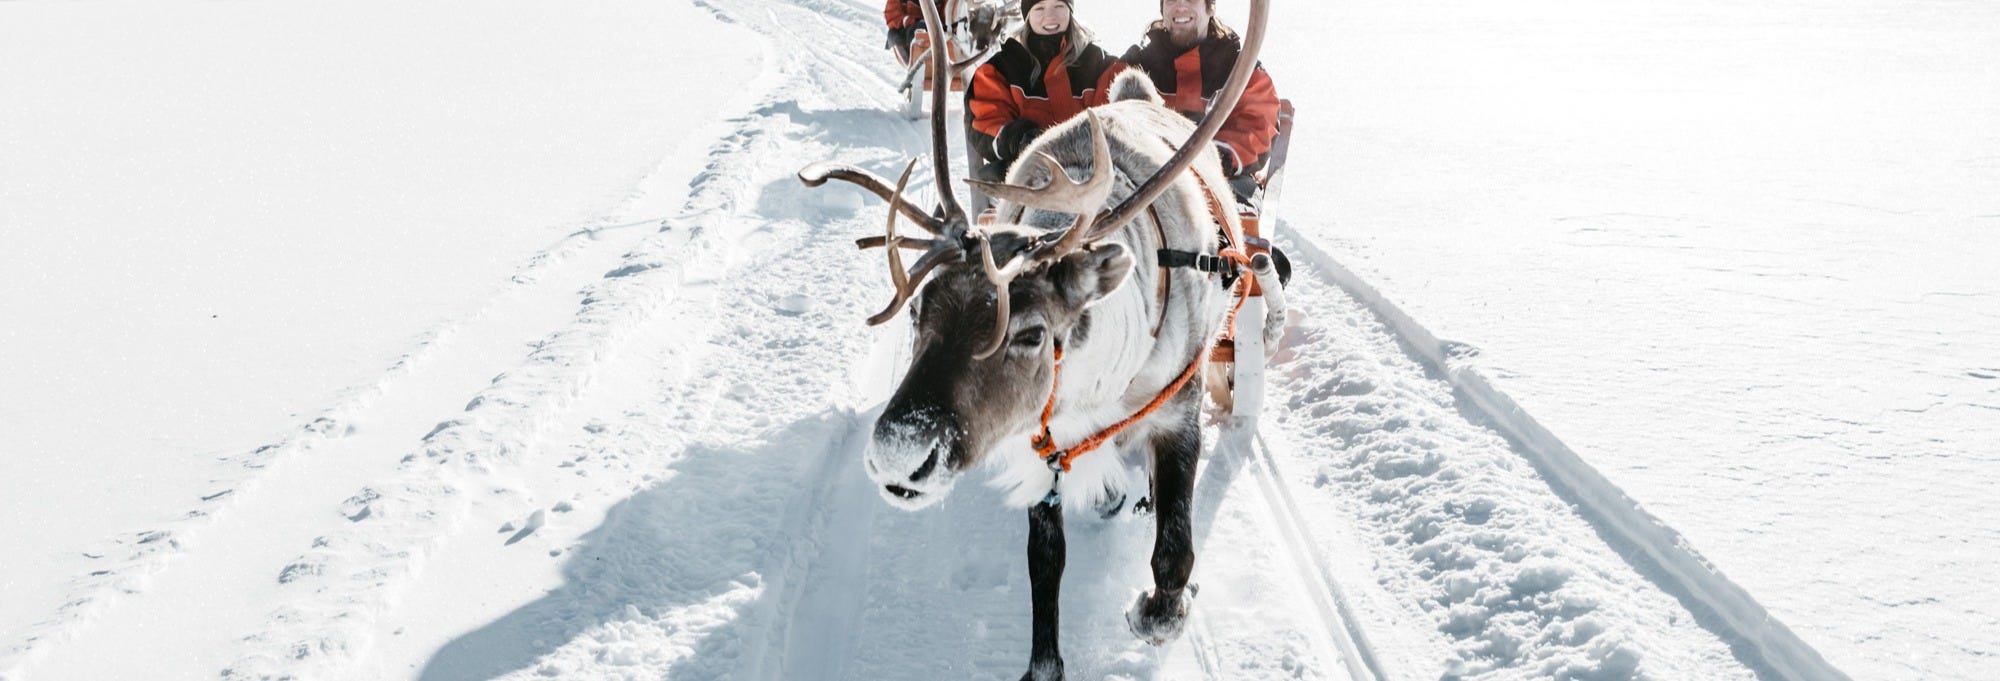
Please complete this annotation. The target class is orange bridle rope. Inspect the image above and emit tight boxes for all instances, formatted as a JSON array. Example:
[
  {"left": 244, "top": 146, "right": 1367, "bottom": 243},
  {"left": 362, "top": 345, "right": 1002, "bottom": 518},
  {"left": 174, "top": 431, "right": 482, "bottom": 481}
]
[{"left": 1030, "top": 246, "right": 1254, "bottom": 474}]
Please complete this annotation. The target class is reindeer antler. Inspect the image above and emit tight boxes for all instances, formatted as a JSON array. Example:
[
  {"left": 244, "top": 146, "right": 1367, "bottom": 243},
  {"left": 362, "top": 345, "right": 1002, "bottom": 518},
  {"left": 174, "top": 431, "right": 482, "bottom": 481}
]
[
  {"left": 965, "top": 110, "right": 1114, "bottom": 250},
  {"left": 798, "top": 0, "right": 978, "bottom": 328},
  {"left": 865, "top": 159, "right": 964, "bottom": 325},
  {"left": 799, "top": 162, "right": 944, "bottom": 233},
  {"left": 917, "top": 0, "right": 969, "bottom": 226},
  {"left": 972, "top": 232, "right": 1037, "bottom": 359}
]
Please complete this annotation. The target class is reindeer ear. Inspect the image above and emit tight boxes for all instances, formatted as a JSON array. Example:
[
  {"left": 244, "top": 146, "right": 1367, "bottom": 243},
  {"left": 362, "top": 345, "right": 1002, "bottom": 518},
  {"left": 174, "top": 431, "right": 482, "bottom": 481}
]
[{"left": 1056, "top": 242, "right": 1134, "bottom": 306}]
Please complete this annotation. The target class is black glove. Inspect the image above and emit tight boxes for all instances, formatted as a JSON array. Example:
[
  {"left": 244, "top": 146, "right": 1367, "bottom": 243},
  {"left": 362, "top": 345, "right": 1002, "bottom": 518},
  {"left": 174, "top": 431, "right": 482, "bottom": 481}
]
[
  {"left": 1214, "top": 141, "right": 1240, "bottom": 177},
  {"left": 997, "top": 120, "right": 1044, "bottom": 163}
]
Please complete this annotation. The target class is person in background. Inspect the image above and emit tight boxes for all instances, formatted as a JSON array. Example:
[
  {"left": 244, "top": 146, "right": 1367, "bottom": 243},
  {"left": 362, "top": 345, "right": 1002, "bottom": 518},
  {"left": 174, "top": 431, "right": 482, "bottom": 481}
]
[
  {"left": 965, "top": 0, "right": 1124, "bottom": 182},
  {"left": 1122, "top": 0, "right": 1280, "bottom": 202},
  {"left": 884, "top": 0, "right": 925, "bottom": 62}
]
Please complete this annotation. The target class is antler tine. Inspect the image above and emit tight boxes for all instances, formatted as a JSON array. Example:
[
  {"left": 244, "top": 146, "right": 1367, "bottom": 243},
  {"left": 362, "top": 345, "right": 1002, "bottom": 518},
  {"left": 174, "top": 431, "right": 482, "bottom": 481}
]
[
  {"left": 856, "top": 236, "right": 938, "bottom": 250},
  {"left": 963, "top": 110, "right": 1115, "bottom": 226},
  {"left": 881, "top": 159, "right": 921, "bottom": 295},
  {"left": 963, "top": 152, "right": 1063, "bottom": 206},
  {"left": 918, "top": 0, "right": 967, "bottom": 225},
  {"left": 865, "top": 245, "right": 957, "bottom": 326},
  {"left": 799, "top": 162, "right": 945, "bottom": 234},
  {"left": 1037, "top": 112, "right": 1114, "bottom": 258},
  {"left": 972, "top": 234, "right": 1037, "bottom": 360},
  {"left": 865, "top": 160, "right": 963, "bottom": 326},
  {"left": 1087, "top": 0, "right": 1268, "bottom": 241}
]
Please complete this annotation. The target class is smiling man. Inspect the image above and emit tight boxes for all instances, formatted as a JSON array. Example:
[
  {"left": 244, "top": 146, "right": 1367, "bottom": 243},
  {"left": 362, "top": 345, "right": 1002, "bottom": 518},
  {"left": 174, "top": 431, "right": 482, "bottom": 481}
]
[{"left": 1121, "top": 0, "right": 1280, "bottom": 202}]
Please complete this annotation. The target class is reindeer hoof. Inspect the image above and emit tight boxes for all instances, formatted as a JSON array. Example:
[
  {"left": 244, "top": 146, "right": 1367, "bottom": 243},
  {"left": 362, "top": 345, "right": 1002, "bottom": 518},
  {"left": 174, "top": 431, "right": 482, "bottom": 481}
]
[
  {"left": 1125, "top": 587, "right": 1195, "bottom": 645},
  {"left": 1019, "top": 658, "right": 1063, "bottom": 681}
]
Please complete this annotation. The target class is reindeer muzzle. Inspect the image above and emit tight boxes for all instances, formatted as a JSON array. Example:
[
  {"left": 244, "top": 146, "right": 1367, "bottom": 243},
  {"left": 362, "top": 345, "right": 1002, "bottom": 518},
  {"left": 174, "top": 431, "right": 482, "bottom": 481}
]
[{"left": 866, "top": 403, "right": 964, "bottom": 510}]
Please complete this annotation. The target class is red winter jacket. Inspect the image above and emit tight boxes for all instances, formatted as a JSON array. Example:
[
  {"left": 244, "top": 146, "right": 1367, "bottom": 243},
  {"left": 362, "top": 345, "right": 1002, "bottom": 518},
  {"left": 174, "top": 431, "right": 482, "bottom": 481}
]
[
  {"left": 1120, "top": 27, "right": 1280, "bottom": 174},
  {"left": 885, "top": 1, "right": 922, "bottom": 28},
  {"left": 966, "top": 37, "right": 1125, "bottom": 161}
]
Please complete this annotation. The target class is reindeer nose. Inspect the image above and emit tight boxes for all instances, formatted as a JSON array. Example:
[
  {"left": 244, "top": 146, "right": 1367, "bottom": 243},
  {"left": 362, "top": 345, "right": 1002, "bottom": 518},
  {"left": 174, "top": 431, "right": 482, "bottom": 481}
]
[
  {"left": 869, "top": 396, "right": 961, "bottom": 509},
  {"left": 880, "top": 446, "right": 945, "bottom": 503},
  {"left": 908, "top": 449, "right": 941, "bottom": 482}
]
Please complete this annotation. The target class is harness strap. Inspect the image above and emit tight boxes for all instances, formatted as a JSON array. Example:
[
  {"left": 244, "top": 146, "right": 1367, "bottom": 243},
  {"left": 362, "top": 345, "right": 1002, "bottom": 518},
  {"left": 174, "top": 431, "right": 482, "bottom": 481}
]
[
  {"left": 1147, "top": 205, "right": 1170, "bottom": 338},
  {"left": 1156, "top": 249, "right": 1235, "bottom": 274}
]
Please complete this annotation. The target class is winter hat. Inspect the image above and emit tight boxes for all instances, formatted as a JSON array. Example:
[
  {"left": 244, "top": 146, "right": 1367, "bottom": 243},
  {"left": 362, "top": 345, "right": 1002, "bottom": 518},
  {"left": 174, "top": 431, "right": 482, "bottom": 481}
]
[{"left": 1024, "top": 0, "right": 1072, "bottom": 11}]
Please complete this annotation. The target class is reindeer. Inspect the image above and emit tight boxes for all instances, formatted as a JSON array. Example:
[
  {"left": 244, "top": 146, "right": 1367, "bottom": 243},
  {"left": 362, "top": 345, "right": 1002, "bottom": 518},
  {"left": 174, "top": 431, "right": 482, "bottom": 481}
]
[
  {"left": 961, "top": 0, "right": 1015, "bottom": 49},
  {"left": 804, "top": 0, "right": 1271, "bottom": 677},
  {"left": 895, "top": 0, "right": 1017, "bottom": 114}
]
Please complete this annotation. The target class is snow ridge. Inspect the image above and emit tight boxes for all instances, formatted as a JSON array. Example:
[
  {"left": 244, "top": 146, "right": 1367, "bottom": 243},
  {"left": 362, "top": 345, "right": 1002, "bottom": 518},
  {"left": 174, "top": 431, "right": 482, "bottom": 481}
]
[{"left": 1273, "top": 223, "right": 1848, "bottom": 680}]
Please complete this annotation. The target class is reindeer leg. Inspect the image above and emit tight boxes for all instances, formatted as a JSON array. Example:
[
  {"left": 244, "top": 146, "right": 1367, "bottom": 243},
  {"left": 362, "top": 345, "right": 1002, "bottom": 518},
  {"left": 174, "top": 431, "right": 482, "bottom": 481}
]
[
  {"left": 1022, "top": 499, "right": 1066, "bottom": 681},
  {"left": 1127, "top": 401, "right": 1200, "bottom": 645}
]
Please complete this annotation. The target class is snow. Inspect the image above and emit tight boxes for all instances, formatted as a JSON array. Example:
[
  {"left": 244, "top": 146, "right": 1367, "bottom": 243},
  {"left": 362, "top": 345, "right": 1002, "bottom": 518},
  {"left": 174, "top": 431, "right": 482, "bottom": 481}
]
[
  {"left": 2, "top": 0, "right": 1992, "bottom": 679},
  {"left": 1253, "top": 1, "right": 2000, "bottom": 678},
  {"left": 0, "top": 0, "right": 763, "bottom": 675}
]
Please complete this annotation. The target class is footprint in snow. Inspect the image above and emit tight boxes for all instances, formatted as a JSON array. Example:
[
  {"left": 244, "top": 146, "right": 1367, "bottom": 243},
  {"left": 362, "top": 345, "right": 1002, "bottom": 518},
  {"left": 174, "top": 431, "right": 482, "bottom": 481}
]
[{"left": 773, "top": 293, "right": 814, "bottom": 316}]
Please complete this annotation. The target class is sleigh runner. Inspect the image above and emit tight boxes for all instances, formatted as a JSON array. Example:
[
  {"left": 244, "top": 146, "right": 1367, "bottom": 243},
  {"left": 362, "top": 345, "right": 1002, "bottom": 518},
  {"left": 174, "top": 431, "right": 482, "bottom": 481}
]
[{"left": 1206, "top": 97, "right": 1295, "bottom": 414}]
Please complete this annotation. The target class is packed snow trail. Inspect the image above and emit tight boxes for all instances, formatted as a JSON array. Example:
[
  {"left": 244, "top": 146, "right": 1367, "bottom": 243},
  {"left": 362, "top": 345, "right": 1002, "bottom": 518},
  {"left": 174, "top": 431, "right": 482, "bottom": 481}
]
[{"left": 377, "top": 0, "right": 1375, "bottom": 677}]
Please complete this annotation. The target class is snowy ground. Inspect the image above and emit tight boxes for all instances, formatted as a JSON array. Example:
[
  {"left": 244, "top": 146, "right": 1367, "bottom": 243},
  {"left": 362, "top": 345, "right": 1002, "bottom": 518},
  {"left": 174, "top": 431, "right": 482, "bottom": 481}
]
[
  {"left": 2, "top": 0, "right": 1993, "bottom": 680},
  {"left": 1256, "top": 2, "right": 2000, "bottom": 679}
]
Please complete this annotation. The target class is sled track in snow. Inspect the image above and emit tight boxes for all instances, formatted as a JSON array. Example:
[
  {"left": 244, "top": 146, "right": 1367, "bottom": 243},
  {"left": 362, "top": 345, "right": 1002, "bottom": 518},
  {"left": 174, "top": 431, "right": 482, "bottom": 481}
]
[
  {"left": 1276, "top": 223, "right": 1852, "bottom": 681},
  {"left": 1185, "top": 413, "right": 1385, "bottom": 681},
  {"left": 1245, "top": 431, "right": 1389, "bottom": 680}
]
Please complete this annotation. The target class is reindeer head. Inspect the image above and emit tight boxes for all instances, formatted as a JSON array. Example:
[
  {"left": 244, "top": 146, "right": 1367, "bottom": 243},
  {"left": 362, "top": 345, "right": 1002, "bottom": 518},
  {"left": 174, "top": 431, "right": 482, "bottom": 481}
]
[
  {"left": 799, "top": 0, "right": 1268, "bottom": 509},
  {"left": 963, "top": 0, "right": 1015, "bottom": 51}
]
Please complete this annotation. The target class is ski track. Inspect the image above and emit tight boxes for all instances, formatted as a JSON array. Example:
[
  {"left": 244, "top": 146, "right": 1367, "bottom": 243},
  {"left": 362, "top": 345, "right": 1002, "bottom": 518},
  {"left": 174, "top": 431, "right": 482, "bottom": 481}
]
[
  {"left": 0, "top": 1, "right": 1846, "bottom": 680},
  {"left": 0, "top": 184, "right": 678, "bottom": 681}
]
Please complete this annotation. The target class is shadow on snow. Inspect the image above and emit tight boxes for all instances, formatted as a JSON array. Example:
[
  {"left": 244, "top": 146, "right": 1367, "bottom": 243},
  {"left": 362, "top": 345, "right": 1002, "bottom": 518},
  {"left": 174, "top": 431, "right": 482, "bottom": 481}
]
[{"left": 419, "top": 405, "right": 1196, "bottom": 680}]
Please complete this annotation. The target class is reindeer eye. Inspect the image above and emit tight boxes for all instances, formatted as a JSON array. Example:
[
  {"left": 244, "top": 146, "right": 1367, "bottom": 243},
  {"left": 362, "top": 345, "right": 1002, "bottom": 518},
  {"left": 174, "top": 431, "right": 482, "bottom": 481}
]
[{"left": 1011, "top": 326, "right": 1046, "bottom": 349}]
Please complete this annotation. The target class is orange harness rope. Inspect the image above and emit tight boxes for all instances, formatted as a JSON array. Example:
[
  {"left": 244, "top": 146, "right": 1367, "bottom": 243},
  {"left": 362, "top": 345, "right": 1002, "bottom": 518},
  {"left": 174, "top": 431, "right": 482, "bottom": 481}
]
[{"left": 1030, "top": 180, "right": 1255, "bottom": 477}]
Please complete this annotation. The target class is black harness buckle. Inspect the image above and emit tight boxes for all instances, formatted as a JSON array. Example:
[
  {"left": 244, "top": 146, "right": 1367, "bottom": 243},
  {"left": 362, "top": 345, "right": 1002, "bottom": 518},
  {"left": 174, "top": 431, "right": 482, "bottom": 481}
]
[{"left": 1157, "top": 248, "right": 1240, "bottom": 289}]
